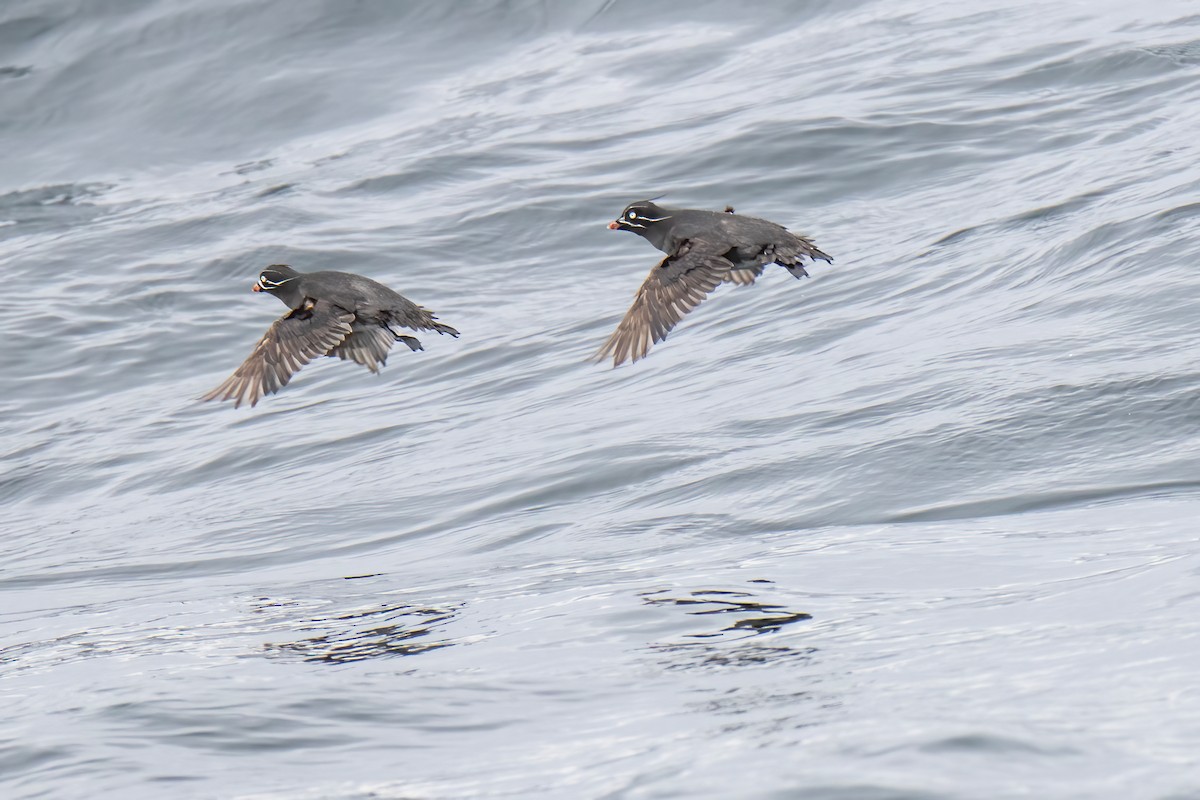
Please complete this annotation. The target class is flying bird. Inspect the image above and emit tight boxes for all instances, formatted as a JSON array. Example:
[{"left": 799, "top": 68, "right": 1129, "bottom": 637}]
[
  {"left": 204, "top": 264, "right": 458, "bottom": 408},
  {"left": 595, "top": 201, "right": 831, "bottom": 367}
]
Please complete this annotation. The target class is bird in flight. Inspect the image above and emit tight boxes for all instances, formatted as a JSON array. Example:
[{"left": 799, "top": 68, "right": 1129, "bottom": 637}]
[
  {"left": 204, "top": 264, "right": 458, "bottom": 408},
  {"left": 596, "top": 200, "right": 831, "bottom": 367}
]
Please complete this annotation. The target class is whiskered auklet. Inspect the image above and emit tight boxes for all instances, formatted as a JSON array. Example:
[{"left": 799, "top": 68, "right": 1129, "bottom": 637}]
[
  {"left": 595, "top": 201, "right": 831, "bottom": 367},
  {"left": 204, "top": 264, "right": 458, "bottom": 408}
]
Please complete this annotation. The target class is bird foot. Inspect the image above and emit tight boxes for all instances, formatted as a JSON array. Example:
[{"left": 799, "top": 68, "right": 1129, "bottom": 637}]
[
  {"left": 787, "top": 264, "right": 811, "bottom": 279},
  {"left": 396, "top": 335, "right": 423, "bottom": 352}
]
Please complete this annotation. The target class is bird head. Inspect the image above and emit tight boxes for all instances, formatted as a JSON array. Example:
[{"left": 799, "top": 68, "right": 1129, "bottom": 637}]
[
  {"left": 608, "top": 201, "right": 672, "bottom": 235},
  {"left": 252, "top": 264, "right": 300, "bottom": 295}
]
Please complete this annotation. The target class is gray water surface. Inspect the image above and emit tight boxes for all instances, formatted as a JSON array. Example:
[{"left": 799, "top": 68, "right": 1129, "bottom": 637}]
[{"left": 4, "top": 1, "right": 1200, "bottom": 798}]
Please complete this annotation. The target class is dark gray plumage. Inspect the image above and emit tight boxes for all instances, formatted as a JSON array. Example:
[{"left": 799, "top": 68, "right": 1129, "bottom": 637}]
[
  {"left": 204, "top": 264, "right": 458, "bottom": 408},
  {"left": 596, "top": 201, "right": 832, "bottom": 367}
]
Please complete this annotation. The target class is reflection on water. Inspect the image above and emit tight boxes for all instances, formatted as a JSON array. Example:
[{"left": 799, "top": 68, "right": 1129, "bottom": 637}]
[
  {"left": 655, "top": 642, "right": 819, "bottom": 671},
  {"left": 642, "top": 586, "right": 813, "bottom": 639},
  {"left": 261, "top": 601, "right": 457, "bottom": 664},
  {"left": 643, "top": 585, "right": 815, "bottom": 671}
]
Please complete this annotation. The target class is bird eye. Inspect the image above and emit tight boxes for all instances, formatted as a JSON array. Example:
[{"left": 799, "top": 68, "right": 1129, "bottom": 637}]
[{"left": 627, "top": 210, "right": 638, "bottom": 220}]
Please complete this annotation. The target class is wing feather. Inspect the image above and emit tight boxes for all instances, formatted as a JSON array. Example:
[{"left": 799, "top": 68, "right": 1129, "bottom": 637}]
[
  {"left": 329, "top": 325, "right": 396, "bottom": 374},
  {"left": 203, "top": 300, "right": 354, "bottom": 408},
  {"left": 594, "top": 240, "right": 733, "bottom": 367},
  {"left": 724, "top": 265, "right": 765, "bottom": 286}
]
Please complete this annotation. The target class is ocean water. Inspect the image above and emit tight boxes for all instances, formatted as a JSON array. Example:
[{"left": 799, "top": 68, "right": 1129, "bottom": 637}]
[{"left": 3, "top": 0, "right": 1200, "bottom": 797}]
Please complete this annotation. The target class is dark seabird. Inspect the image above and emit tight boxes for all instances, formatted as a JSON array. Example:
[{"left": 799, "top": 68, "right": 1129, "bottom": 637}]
[
  {"left": 595, "top": 201, "right": 831, "bottom": 367},
  {"left": 204, "top": 264, "right": 458, "bottom": 408}
]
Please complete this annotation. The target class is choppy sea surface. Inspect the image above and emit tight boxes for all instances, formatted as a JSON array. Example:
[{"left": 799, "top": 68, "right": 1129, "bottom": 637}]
[{"left": 4, "top": 1, "right": 1200, "bottom": 797}]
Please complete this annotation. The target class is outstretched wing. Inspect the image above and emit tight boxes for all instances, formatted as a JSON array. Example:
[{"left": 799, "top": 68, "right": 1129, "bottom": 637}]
[
  {"left": 594, "top": 239, "right": 733, "bottom": 367},
  {"left": 203, "top": 300, "right": 354, "bottom": 408},
  {"left": 329, "top": 325, "right": 397, "bottom": 374}
]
